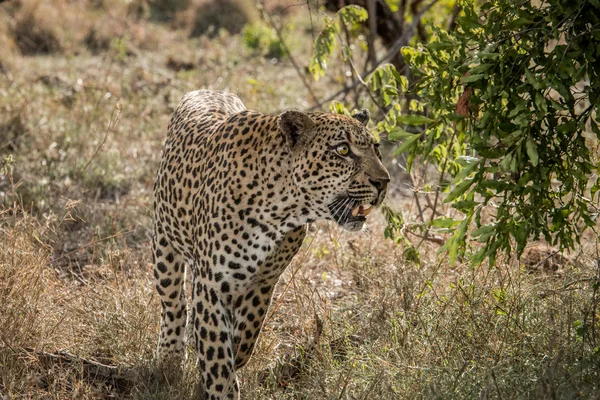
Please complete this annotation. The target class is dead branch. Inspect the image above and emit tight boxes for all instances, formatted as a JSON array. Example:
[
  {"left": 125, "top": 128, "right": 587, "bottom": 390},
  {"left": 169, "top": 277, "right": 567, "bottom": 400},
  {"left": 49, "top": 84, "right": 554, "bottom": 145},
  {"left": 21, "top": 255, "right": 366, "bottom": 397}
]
[{"left": 405, "top": 229, "right": 445, "bottom": 245}]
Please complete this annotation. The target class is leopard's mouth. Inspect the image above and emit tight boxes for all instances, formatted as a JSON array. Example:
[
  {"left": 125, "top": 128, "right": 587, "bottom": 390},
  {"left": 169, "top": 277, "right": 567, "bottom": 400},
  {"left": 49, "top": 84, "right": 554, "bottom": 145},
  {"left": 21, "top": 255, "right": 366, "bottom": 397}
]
[
  {"left": 328, "top": 197, "right": 377, "bottom": 227},
  {"left": 350, "top": 204, "right": 373, "bottom": 217}
]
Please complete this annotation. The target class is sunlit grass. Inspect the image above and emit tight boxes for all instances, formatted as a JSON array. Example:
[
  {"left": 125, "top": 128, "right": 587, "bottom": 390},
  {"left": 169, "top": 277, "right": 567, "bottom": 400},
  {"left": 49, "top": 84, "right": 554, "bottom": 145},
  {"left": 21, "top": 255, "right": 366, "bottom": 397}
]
[{"left": 0, "top": 1, "right": 599, "bottom": 399}]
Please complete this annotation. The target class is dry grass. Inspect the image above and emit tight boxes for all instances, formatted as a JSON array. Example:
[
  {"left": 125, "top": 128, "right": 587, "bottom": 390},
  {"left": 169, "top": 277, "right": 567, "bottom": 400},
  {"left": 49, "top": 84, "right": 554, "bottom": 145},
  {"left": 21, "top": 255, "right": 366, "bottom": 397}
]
[{"left": 1, "top": 1, "right": 599, "bottom": 399}]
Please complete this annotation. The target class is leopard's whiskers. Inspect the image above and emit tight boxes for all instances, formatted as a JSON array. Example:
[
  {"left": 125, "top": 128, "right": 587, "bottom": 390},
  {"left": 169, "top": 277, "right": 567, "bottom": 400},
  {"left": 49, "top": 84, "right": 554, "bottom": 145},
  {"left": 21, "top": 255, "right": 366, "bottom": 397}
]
[{"left": 330, "top": 197, "right": 351, "bottom": 219}]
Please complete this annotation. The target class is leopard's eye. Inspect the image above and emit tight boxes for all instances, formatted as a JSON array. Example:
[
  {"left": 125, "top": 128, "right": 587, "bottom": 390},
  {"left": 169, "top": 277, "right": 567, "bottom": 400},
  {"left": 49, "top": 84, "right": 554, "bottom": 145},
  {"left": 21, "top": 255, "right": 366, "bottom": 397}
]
[{"left": 336, "top": 143, "right": 350, "bottom": 156}]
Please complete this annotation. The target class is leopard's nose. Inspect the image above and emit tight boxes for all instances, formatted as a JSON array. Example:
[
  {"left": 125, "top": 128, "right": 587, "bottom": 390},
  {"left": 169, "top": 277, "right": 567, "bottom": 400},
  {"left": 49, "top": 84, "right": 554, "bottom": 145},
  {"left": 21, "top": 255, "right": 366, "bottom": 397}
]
[{"left": 369, "top": 176, "right": 390, "bottom": 193}]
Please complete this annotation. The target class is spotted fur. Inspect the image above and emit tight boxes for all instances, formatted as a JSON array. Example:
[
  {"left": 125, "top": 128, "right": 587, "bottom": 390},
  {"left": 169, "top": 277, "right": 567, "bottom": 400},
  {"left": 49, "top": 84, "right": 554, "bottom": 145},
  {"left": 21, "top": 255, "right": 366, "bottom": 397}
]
[{"left": 153, "top": 90, "right": 389, "bottom": 399}]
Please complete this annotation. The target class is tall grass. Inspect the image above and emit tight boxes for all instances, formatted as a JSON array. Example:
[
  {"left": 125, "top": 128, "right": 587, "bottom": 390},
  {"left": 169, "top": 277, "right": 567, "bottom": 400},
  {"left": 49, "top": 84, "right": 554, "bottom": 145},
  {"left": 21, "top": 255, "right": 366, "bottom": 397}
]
[{"left": 0, "top": 1, "right": 599, "bottom": 399}]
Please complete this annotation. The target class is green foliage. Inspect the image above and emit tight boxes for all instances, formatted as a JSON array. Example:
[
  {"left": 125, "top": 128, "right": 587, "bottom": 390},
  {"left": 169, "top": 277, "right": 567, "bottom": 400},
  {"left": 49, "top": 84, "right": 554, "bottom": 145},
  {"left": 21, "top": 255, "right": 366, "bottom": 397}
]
[
  {"left": 309, "top": 5, "right": 368, "bottom": 80},
  {"left": 398, "top": 0, "right": 600, "bottom": 263},
  {"left": 382, "top": 204, "right": 420, "bottom": 264},
  {"left": 311, "top": 1, "right": 600, "bottom": 265},
  {"left": 242, "top": 23, "right": 287, "bottom": 59},
  {"left": 109, "top": 36, "right": 128, "bottom": 62},
  {"left": 189, "top": 0, "right": 257, "bottom": 38},
  {"left": 0, "top": 155, "right": 15, "bottom": 177}
]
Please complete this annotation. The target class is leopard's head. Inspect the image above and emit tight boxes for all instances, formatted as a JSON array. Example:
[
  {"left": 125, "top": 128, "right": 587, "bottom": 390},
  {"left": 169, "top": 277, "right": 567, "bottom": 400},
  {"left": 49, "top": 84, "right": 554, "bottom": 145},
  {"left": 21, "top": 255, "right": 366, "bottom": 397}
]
[{"left": 279, "top": 109, "right": 390, "bottom": 231}]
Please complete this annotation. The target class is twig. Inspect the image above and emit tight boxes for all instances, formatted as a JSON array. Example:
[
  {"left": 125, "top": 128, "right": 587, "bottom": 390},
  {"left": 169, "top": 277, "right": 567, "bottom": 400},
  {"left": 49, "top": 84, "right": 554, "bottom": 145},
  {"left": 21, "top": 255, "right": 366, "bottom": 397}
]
[
  {"left": 420, "top": 126, "right": 457, "bottom": 248},
  {"left": 538, "top": 277, "right": 598, "bottom": 298},
  {"left": 0, "top": 61, "right": 25, "bottom": 96},
  {"left": 307, "top": 0, "right": 316, "bottom": 41},
  {"left": 449, "top": 361, "right": 469, "bottom": 395},
  {"left": 339, "top": 16, "right": 362, "bottom": 108},
  {"left": 529, "top": 250, "right": 559, "bottom": 270},
  {"left": 78, "top": 100, "right": 121, "bottom": 176},
  {"left": 448, "top": 2, "right": 462, "bottom": 32},
  {"left": 491, "top": 368, "right": 504, "bottom": 400},
  {"left": 261, "top": 3, "right": 321, "bottom": 107},
  {"left": 397, "top": 0, "right": 407, "bottom": 30},
  {"left": 0, "top": 61, "right": 17, "bottom": 87},
  {"left": 405, "top": 228, "right": 444, "bottom": 245},
  {"left": 423, "top": 192, "right": 444, "bottom": 217},
  {"left": 402, "top": 154, "right": 427, "bottom": 224},
  {"left": 51, "top": 229, "right": 134, "bottom": 263},
  {"left": 563, "top": 276, "right": 597, "bottom": 289},
  {"left": 413, "top": 188, "right": 426, "bottom": 224},
  {"left": 366, "top": 0, "right": 377, "bottom": 68},
  {"left": 308, "top": 0, "right": 439, "bottom": 111},
  {"left": 343, "top": 39, "right": 388, "bottom": 118}
]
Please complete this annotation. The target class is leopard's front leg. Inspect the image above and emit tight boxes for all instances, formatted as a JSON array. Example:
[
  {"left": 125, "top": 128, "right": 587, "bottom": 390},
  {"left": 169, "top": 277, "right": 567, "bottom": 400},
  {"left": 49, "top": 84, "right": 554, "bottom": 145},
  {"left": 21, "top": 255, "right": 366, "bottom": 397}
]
[
  {"left": 153, "top": 227, "right": 188, "bottom": 364},
  {"left": 232, "top": 226, "right": 306, "bottom": 369},
  {"left": 191, "top": 265, "right": 239, "bottom": 400}
]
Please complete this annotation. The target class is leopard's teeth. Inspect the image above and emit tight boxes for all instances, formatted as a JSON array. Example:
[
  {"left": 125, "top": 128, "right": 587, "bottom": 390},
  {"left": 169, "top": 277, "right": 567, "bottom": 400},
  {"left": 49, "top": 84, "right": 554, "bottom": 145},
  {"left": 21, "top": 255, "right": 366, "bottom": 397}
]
[{"left": 351, "top": 204, "right": 373, "bottom": 217}]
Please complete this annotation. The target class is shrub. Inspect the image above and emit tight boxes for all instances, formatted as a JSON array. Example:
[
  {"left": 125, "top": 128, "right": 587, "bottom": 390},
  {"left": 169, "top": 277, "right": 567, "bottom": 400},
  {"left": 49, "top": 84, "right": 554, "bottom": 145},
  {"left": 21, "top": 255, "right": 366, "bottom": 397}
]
[
  {"left": 242, "top": 22, "right": 287, "bottom": 59},
  {"left": 311, "top": 2, "right": 600, "bottom": 265},
  {"left": 148, "top": 0, "right": 190, "bottom": 22},
  {"left": 188, "top": 0, "right": 257, "bottom": 38},
  {"left": 12, "top": 1, "right": 62, "bottom": 55}
]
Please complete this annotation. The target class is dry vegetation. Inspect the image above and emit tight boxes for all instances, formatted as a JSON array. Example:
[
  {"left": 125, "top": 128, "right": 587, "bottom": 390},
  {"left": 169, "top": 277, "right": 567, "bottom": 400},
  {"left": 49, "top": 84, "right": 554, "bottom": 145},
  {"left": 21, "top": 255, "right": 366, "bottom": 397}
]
[{"left": 1, "top": 1, "right": 599, "bottom": 399}]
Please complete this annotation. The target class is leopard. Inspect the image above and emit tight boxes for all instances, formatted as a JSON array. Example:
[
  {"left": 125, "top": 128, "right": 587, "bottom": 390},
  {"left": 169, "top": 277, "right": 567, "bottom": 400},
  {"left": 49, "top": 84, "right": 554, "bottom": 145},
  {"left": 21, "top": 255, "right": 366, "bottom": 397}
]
[{"left": 152, "top": 90, "right": 390, "bottom": 399}]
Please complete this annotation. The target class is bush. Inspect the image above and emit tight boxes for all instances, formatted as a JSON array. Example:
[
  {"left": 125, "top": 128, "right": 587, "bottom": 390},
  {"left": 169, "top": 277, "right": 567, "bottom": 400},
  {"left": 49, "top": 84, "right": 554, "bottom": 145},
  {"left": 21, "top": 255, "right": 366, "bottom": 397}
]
[
  {"left": 242, "top": 22, "right": 287, "bottom": 59},
  {"left": 84, "top": 17, "right": 127, "bottom": 53},
  {"left": 311, "top": 2, "right": 600, "bottom": 265},
  {"left": 397, "top": 0, "right": 600, "bottom": 264},
  {"left": 148, "top": 0, "right": 189, "bottom": 22},
  {"left": 188, "top": 0, "right": 257, "bottom": 38},
  {"left": 12, "top": 1, "right": 63, "bottom": 55}
]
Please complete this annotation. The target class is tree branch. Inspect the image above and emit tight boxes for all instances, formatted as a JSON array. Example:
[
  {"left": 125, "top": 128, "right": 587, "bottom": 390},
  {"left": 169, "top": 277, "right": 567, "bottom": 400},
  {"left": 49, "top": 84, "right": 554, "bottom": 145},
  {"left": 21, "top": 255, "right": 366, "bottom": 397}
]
[{"left": 309, "top": 0, "right": 439, "bottom": 111}]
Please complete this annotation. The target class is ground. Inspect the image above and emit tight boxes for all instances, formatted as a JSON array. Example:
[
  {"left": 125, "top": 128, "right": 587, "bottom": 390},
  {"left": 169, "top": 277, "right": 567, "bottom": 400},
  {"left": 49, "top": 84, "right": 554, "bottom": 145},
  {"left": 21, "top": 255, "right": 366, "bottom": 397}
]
[{"left": 1, "top": 1, "right": 599, "bottom": 399}]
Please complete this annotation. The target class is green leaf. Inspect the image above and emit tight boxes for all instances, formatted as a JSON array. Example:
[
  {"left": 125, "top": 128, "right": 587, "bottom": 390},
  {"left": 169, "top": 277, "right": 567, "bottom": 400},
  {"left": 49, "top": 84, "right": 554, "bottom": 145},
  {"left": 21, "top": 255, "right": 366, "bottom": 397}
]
[
  {"left": 393, "top": 134, "right": 421, "bottom": 155},
  {"left": 506, "top": 17, "right": 533, "bottom": 29},
  {"left": 390, "top": 67, "right": 409, "bottom": 92},
  {"left": 452, "top": 200, "right": 479, "bottom": 212},
  {"left": 591, "top": 119, "right": 600, "bottom": 139},
  {"left": 457, "top": 15, "right": 480, "bottom": 30},
  {"left": 525, "top": 69, "right": 545, "bottom": 90},
  {"left": 534, "top": 92, "right": 548, "bottom": 114},
  {"left": 396, "top": 115, "right": 435, "bottom": 125},
  {"left": 500, "top": 153, "right": 513, "bottom": 172},
  {"left": 309, "top": 18, "right": 338, "bottom": 80},
  {"left": 449, "top": 216, "right": 471, "bottom": 265},
  {"left": 387, "top": 127, "right": 414, "bottom": 141},
  {"left": 462, "top": 74, "right": 485, "bottom": 83},
  {"left": 338, "top": 5, "right": 368, "bottom": 24},
  {"left": 431, "top": 217, "right": 461, "bottom": 228},
  {"left": 471, "top": 224, "right": 495, "bottom": 241},
  {"left": 470, "top": 63, "right": 493, "bottom": 74},
  {"left": 370, "top": 0, "right": 600, "bottom": 266},
  {"left": 427, "top": 42, "right": 455, "bottom": 51},
  {"left": 452, "top": 159, "right": 479, "bottom": 184},
  {"left": 478, "top": 51, "right": 499, "bottom": 60},
  {"left": 526, "top": 137, "right": 539, "bottom": 166},
  {"left": 444, "top": 179, "right": 475, "bottom": 203}
]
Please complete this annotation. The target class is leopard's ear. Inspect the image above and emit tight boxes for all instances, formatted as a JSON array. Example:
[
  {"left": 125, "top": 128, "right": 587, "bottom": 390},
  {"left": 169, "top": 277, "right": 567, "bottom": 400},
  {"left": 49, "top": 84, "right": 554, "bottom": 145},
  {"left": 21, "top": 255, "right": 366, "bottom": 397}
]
[
  {"left": 279, "top": 110, "right": 316, "bottom": 147},
  {"left": 352, "top": 109, "right": 370, "bottom": 126}
]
